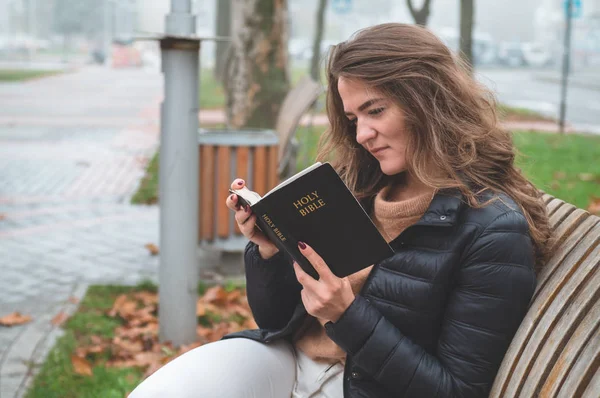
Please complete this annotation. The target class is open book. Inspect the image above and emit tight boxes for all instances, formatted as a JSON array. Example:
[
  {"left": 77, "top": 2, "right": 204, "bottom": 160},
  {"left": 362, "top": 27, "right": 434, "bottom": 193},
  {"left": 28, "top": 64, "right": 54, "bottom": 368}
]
[{"left": 230, "top": 162, "right": 394, "bottom": 279}]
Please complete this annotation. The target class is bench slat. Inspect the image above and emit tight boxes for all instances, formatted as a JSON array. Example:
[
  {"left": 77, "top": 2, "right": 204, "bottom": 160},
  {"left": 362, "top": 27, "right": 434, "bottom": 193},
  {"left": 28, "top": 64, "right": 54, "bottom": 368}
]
[
  {"left": 580, "top": 358, "right": 600, "bottom": 398},
  {"left": 200, "top": 145, "right": 215, "bottom": 240},
  {"left": 534, "top": 211, "right": 596, "bottom": 301},
  {"left": 490, "top": 221, "right": 600, "bottom": 397},
  {"left": 549, "top": 202, "right": 577, "bottom": 231},
  {"left": 542, "top": 193, "right": 554, "bottom": 205},
  {"left": 547, "top": 198, "right": 566, "bottom": 217},
  {"left": 539, "top": 299, "right": 600, "bottom": 397},
  {"left": 500, "top": 237, "right": 600, "bottom": 397},
  {"left": 253, "top": 146, "right": 267, "bottom": 196},
  {"left": 217, "top": 146, "right": 231, "bottom": 238},
  {"left": 234, "top": 147, "right": 250, "bottom": 235},
  {"left": 518, "top": 261, "right": 600, "bottom": 397},
  {"left": 556, "top": 325, "right": 600, "bottom": 398},
  {"left": 267, "top": 145, "right": 278, "bottom": 190}
]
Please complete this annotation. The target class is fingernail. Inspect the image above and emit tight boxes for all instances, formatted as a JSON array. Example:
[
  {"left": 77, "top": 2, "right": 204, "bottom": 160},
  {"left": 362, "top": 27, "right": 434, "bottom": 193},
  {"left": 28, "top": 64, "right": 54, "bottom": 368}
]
[
  {"left": 229, "top": 194, "right": 235, "bottom": 200},
  {"left": 298, "top": 241, "right": 307, "bottom": 250},
  {"left": 237, "top": 180, "right": 244, "bottom": 186}
]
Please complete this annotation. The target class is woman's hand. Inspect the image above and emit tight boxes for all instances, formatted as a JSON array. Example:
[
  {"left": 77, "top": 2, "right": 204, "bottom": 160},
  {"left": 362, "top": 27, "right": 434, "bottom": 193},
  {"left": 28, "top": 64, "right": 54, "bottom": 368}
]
[
  {"left": 293, "top": 242, "right": 355, "bottom": 323},
  {"left": 225, "top": 178, "right": 279, "bottom": 259}
]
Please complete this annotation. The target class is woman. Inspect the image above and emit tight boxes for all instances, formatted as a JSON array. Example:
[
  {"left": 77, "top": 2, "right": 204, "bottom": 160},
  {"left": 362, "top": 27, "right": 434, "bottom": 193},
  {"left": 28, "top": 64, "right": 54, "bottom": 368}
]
[{"left": 130, "top": 23, "right": 551, "bottom": 397}]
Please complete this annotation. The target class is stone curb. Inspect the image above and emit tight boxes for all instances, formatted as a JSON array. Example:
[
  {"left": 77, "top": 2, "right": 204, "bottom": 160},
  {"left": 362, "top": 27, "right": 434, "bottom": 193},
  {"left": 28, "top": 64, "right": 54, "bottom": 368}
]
[{"left": 0, "top": 283, "right": 89, "bottom": 398}]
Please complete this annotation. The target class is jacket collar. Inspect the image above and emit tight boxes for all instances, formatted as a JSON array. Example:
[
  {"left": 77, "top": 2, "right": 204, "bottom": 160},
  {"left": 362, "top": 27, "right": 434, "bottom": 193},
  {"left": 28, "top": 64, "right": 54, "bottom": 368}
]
[{"left": 412, "top": 188, "right": 464, "bottom": 227}]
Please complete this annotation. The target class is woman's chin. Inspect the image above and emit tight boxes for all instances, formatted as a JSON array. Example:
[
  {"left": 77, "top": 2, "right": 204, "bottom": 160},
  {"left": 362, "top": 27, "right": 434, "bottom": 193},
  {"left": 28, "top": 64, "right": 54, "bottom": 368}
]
[{"left": 379, "top": 162, "right": 406, "bottom": 176}]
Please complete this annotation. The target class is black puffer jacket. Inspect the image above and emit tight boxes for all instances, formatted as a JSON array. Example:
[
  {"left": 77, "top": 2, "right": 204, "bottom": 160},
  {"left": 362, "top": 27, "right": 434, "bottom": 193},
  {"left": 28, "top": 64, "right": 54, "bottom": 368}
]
[{"left": 223, "top": 189, "right": 537, "bottom": 397}]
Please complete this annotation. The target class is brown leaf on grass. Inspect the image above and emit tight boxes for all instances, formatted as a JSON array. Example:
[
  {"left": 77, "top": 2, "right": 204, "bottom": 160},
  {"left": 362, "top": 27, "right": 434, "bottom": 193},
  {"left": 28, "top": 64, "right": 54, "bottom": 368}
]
[
  {"left": 578, "top": 173, "right": 595, "bottom": 182},
  {"left": 133, "top": 291, "right": 158, "bottom": 306},
  {"left": 145, "top": 243, "right": 160, "bottom": 256},
  {"left": 90, "top": 335, "right": 104, "bottom": 345},
  {"left": 196, "top": 301, "right": 206, "bottom": 316},
  {"left": 71, "top": 355, "right": 93, "bottom": 376},
  {"left": 202, "top": 286, "right": 229, "bottom": 305},
  {"left": 51, "top": 311, "right": 69, "bottom": 326},
  {"left": 113, "top": 336, "right": 144, "bottom": 355},
  {"left": 108, "top": 295, "right": 138, "bottom": 320},
  {"left": 133, "top": 352, "right": 165, "bottom": 367},
  {"left": 553, "top": 171, "right": 567, "bottom": 180},
  {"left": 115, "top": 323, "right": 159, "bottom": 340},
  {"left": 0, "top": 312, "right": 32, "bottom": 327},
  {"left": 587, "top": 197, "right": 600, "bottom": 215}
]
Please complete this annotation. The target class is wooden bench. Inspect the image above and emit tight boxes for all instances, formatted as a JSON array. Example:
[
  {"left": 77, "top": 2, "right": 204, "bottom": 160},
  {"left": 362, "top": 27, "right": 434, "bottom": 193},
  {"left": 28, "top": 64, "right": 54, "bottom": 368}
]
[{"left": 490, "top": 194, "right": 600, "bottom": 397}]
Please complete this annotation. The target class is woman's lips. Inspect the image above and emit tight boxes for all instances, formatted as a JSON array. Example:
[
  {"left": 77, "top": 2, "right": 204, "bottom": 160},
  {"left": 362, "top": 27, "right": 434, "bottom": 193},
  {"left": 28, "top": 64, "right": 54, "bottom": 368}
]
[{"left": 371, "top": 146, "right": 388, "bottom": 155}]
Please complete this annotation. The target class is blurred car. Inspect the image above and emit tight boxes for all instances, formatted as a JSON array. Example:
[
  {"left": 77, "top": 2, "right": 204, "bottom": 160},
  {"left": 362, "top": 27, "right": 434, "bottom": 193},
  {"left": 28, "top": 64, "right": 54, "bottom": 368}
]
[
  {"left": 497, "top": 42, "right": 526, "bottom": 67},
  {"left": 522, "top": 42, "right": 553, "bottom": 67}
]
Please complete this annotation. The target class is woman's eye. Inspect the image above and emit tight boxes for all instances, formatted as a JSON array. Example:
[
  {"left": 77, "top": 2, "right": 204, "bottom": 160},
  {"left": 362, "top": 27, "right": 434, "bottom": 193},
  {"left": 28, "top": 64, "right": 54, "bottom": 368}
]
[{"left": 368, "top": 107, "right": 385, "bottom": 116}]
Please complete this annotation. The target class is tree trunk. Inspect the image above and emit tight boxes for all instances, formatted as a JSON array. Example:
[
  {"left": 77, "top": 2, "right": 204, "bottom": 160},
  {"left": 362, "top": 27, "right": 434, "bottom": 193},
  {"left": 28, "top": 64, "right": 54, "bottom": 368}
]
[
  {"left": 215, "top": 0, "right": 231, "bottom": 80},
  {"left": 310, "top": 0, "right": 327, "bottom": 81},
  {"left": 459, "top": 0, "right": 474, "bottom": 72},
  {"left": 406, "top": 0, "right": 432, "bottom": 26},
  {"left": 225, "top": 0, "right": 290, "bottom": 129}
]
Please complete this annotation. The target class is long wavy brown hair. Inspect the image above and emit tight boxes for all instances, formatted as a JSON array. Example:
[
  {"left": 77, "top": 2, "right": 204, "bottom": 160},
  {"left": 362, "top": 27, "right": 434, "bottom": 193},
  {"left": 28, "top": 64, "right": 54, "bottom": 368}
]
[{"left": 317, "top": 23, "right": 552, "bottom": 269}]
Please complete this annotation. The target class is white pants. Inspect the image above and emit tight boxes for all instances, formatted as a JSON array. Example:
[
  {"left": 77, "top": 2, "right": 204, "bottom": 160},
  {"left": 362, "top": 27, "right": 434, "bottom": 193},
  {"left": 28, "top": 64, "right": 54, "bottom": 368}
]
[{"left": 128, "top": 338, "right": 344, "bottom": 398}]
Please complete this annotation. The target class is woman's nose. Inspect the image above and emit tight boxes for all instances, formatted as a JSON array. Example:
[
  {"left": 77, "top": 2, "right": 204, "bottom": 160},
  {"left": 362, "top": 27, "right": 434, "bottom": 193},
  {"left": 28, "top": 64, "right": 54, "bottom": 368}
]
[{"left": 355, "top": 122, "right": 376, "bottom": 145}]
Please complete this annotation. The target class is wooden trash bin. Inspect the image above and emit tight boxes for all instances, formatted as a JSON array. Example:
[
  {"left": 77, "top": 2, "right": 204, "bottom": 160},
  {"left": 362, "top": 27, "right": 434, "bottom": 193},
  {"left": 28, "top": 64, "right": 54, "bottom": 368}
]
[{"left": 197, "top": 129, "right": 279, "bottom": 252}]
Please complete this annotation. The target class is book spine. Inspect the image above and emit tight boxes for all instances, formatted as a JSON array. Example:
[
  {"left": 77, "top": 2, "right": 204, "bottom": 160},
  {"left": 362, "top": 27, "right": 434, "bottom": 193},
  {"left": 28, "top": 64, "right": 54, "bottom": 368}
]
[{"left": 252, "top": 203, "right": 319, "bottom": 280}]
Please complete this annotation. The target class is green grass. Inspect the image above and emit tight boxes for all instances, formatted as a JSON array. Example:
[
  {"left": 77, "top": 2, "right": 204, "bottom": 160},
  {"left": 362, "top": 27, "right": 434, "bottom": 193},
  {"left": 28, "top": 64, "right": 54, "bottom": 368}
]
[
  {"left": 513, "top": 131, "right": 600, "bottom": 209},
  {"left": 27, "top": 279, "right": 248, "bottom": 397},
  {"left": 0, "top": 69, "right": 63, "bottom": 82},
  {"left": 498, "top": 104, "right": 554, "bottom": 122},
  {"left": 131, "top": 152, "right": 159, "bottom": 205},
  {"left": 25, "top": 283, "right": 154, "bottom": 398}
]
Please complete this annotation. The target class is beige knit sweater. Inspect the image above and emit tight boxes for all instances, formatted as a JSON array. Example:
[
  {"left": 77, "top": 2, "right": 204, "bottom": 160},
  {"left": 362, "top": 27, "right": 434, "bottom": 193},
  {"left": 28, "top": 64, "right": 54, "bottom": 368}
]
[{"left": 293, "top": 184, "right": 434, "bottom": 364}]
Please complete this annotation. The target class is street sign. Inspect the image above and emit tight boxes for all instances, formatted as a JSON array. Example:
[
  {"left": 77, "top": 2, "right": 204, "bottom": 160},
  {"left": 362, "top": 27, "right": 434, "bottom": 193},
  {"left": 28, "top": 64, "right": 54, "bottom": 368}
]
[
  {"left": 564, "top": 0, "right": 583, "bottom": 19},
  {"left": 332, "top": 0, "right": 352, "bottom": 14}
]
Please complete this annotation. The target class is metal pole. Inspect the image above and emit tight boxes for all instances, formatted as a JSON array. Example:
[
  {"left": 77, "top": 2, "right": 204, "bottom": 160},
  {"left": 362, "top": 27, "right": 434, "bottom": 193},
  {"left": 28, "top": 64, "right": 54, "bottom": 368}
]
[
  {"left": 559, "top": 0, "right": 573, "bottom": 134},
  {"left": 158, "top": 0, "right": 199, "bottom": 346}
]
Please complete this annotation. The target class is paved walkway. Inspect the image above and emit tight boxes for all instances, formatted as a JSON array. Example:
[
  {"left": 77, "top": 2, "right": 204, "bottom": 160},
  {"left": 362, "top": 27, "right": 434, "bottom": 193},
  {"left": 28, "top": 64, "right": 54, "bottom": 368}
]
[{"left": 0, "top": 66, "right": 162, "bottom": 397}]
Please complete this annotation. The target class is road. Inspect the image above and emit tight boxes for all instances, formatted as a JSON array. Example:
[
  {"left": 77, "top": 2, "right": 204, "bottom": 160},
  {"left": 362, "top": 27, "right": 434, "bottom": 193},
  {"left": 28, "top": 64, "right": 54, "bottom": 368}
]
[{"left": 477, "top": 67, "right": 600, "bottom": 134}]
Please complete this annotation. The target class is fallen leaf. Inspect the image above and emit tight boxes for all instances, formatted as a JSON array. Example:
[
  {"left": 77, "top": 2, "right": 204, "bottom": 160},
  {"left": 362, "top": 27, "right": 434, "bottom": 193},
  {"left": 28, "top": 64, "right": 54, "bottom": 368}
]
[
  {"left": 202, "top": 286, "right": 228, "bottom": 305},
  {"left": 0, "top": 214, "right": 6, "bottom": 221},
  {"left": 0, "top": 312, "right": 32, "bottom": 327},
  {"left": 145, "top": 243, "right": 160, "bottom": 256},
  {"left": 550, "top": 181, "right": 560, "bottom": 190},
  {"left": 578, "top": 173, "right": 595, "bottom": 182},
  {"left": 553, "top": 171, "right": 567, "bottom": 180},
  {"left": 133, "top": 352, "right": 165, "bottom": 367},
  {"left": 71, "top": 355, "right": 93, "bottom": 376},
  {"left": 226, "top": 289, "right": 242, "bottom": 303},
  {"left": 51, "top": 311, "right": 69, "bottom": 326},
  {"left": 68, "top": 296, "right": 80, "bottom": 305},
  {"left": 587, "top": 197, "right": 600, "bottom": 215},
  {"left": 196, "top": 301, "right": 206, "bottom": 316},
  {"left": 109, "top": 295, "right": 138, "bottom": 320},
  {"left": 134, "top": 291, "right": 158, "bottom": 306}
]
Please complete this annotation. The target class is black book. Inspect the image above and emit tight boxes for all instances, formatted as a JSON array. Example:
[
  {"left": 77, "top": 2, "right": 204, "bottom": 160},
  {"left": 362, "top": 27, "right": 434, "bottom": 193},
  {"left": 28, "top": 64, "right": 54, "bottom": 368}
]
[{"left": 230, "top": 162, "right": 394, "bottom": 280}]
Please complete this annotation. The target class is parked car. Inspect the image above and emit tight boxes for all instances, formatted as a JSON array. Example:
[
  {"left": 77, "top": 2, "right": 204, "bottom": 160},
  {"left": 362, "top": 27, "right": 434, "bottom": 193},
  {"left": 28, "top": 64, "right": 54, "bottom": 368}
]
[
  {"left": 497, "top": 42, "right": 526, "bottom": 67},
  {"left": 522, "top": 42, "right": 554, "bottom": 67}
]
